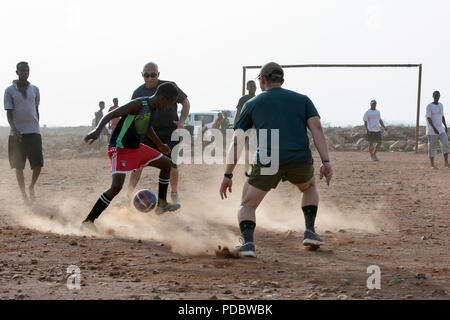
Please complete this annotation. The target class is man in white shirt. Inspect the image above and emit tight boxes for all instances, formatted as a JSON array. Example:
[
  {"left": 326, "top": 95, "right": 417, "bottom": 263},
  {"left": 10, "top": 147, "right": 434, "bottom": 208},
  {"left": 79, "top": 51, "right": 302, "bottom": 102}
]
[
  {"left": 363, "top": 100, "right": 387, "bottom": 161},
  {"left": 426, "top": 91, "right": 449, "bottom": 169}
]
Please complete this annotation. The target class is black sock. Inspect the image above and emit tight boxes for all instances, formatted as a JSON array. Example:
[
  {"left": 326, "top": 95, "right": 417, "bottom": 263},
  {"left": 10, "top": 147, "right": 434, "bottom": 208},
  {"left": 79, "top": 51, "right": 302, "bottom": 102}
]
[
  {"left": 302, "top": 205, "right": 318, "bottom": 233},
  {"left": 85, "top": 193, "right": 110, "bottom": 222},
  {"left": 158, "top": 176, "right": 170, "bottom": 204},
  {"left": 239, "top": 220, "right": 256, "bottom": 244}
]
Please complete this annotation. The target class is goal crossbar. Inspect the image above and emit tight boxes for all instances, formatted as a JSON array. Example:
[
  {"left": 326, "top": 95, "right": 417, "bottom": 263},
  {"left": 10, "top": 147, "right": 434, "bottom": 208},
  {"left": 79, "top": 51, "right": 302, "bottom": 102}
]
[{"left": 242, "top": 64, "right": 423, "bottom": 153}]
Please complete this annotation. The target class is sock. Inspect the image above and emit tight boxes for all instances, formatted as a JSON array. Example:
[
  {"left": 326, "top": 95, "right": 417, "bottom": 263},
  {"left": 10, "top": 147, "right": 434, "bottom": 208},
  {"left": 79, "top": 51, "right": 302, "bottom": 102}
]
[
  {"left": 239, "top": 220, "right": 256, "bottom": 244},
  {"left": 85, "top": 193, "right": 111, "bottom": 222},
  {"left": 302, "top": 205, "right": 318, "bottom": 233},
  {"left": 158, "top": 176, "right": 170, "bottom": 204}
]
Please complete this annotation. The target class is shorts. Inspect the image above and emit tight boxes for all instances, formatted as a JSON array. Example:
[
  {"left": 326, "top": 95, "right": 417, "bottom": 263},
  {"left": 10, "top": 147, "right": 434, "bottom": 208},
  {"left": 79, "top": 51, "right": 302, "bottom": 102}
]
[
  {"left": 8, "top": 133, "right": 44, "bottom": 170},
  {"left": 246, "top": 162, "right": 314, "bottom": 191},
  {"left": 428, "top": 133, "right": 449, "bottom": 158},
  {"left": 142, "top": 132, "right": 180, "bottom": 168},
  {"left": 367, "top": 131, "right": 382, "bottom": 142},
  {"left": 108, "top": 143, "right": 163, "bottom": 175}
]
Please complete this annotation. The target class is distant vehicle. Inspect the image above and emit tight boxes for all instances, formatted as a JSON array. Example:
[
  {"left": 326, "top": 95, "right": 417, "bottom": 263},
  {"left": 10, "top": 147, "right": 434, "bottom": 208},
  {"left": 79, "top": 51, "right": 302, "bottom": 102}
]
[{"left": 182, "top": 111, "right": 221, "bottom": 137}]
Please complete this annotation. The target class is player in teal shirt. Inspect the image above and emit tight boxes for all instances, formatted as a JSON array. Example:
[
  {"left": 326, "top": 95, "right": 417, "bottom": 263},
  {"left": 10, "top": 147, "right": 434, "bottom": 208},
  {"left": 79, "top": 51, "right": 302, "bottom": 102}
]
[{"left": 221, "top": 62, "right": 333, "bottom": 257}]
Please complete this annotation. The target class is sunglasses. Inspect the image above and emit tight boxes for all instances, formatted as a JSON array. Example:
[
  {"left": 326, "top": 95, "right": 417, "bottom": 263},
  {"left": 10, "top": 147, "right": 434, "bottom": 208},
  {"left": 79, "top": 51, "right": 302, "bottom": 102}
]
[{"left": 143, "top": 72, "right": 158, "bottom": 78}]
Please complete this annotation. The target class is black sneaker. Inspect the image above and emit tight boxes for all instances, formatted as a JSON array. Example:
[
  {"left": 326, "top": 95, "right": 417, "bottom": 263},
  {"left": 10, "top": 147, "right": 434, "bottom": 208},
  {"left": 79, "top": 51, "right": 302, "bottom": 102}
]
[{"left": 303, "top": 229, "right": 324, "bottom": 247}]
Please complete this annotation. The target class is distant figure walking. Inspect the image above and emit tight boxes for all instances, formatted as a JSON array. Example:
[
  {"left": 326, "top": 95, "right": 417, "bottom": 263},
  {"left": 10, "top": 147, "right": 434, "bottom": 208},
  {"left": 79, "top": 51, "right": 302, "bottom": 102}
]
[{"left": 363, "top": 99, "right": 387, "bottom": 161}]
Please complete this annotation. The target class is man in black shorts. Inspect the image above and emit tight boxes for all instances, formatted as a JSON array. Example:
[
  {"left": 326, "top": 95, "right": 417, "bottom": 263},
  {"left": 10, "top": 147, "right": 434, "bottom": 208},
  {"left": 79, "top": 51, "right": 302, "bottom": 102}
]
[
  {"left": 363, "top": 100, "right": 387, "bottom": 161},
  {"left": 4, "top": 62, "right": 43, "bottom": 204},
  {"left": 127, "top": 62, "right": 190, "bottom": 204}
]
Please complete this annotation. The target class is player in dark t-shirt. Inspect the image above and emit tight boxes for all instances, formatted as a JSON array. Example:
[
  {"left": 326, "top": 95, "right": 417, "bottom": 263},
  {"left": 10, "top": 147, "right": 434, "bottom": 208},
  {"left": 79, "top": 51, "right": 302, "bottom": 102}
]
[
  {"left": 128, "top": 62, "right": 190, "bottom": 204},
  {"left": 80, "top": 83, "right": 181, "bottom": 232},
  {"left": 234, "top": 80, "right": 256, "bottom": 126}
]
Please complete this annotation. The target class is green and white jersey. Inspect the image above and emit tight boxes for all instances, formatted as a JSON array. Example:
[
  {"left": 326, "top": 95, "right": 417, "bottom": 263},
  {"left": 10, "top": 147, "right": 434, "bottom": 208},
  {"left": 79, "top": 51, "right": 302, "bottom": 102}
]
[{"left": 109, "top": 97, "right": 158, "bottom": 149}]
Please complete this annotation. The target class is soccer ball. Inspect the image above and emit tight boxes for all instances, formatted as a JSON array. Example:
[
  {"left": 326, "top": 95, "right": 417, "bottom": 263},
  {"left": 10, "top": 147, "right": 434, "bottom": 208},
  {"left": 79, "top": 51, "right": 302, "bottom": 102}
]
[{"left": 133, "top": 189, "right": 157, "bottom": 212}]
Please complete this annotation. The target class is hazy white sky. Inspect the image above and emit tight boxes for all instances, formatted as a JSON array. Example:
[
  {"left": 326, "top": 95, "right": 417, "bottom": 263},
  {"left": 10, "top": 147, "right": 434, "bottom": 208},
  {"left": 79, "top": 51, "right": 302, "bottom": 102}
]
[{"left": 1, "top": 0, "right": 449, "bottom": 127}]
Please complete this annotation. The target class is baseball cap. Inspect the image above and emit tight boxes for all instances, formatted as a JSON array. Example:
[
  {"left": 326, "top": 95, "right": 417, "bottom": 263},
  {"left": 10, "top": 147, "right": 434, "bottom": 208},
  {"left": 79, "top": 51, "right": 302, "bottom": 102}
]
[
  {"left": 258, "top": 62, "right": 284, "bottom": 79},
  {"left": 371, "top": 99, "right": 377, "bottom": 104}
]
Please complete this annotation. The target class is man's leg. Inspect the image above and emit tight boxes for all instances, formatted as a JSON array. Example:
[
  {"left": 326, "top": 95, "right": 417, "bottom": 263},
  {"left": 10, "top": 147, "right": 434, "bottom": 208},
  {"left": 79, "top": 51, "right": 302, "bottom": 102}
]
[
  {"left": 15, "top": 169, "right": 28, "bottom": 203},
  {"left": 83, "top": 173, "right": 126, "bottom": 227},
  {"left": 170, "top": 166, "right": 179, "bottom": 193},
  {"left": 374, "top": 140, "right": 382, "bottom": 160},
  {"left": 29, "top": 166, "right": 42, "bottom": 202},
  {"left": 26, "top": 134, "right": 44, "bottom": 202},
  {"left": 369, "top": 142, "right": 375, "bottom": 159},
  {"left": 146, "top": 155, "right": 181, "bottom": 213},
  {"left": 296, "top": 178, "right": 323, "bottom": 247},
  {"left": 438, "top": 132, "right": 449, "bottom": 167},
  {"left": 428, "top": 135, "right": 438, "bottom": 169},
  {"left": 127, "top": 167, "right": 143, "bottom": 199},
  {"left": 236, "top": 181, "right": 269, "bottom": 257}
]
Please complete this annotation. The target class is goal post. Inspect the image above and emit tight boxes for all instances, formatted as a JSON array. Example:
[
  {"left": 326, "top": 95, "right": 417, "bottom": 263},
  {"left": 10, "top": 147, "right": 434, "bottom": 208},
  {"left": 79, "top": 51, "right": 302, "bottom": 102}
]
[{"left": 242, "top": 64, "right": 423, "bottom": 153}]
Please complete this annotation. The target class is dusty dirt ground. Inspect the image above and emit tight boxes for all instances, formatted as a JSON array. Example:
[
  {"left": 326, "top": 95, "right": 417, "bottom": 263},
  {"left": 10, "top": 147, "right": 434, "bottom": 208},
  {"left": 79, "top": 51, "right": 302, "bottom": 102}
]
[{"left": 0, "top": 149, "right": 449, "bottom": 300}]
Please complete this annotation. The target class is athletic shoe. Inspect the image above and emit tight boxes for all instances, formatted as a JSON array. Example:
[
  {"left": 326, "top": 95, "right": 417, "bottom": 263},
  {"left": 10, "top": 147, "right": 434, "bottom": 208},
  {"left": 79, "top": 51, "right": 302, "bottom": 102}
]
[
  {"left": 373, "top": 154, "right": 379, "bottom": 161},
  {"left": 80, "top": 220, "right": 97, "bottom": 232},
  {"left": 236, "top": 241, "right": 256, "bottom": 258},
  {"left": 370, "top": 154, "right": 375, "bottom": 161},
  {"left": 113, "top": 198, "right": 131, "bottom": 207},
  {"left": 303, "top": 229, "right": 324, "bottom": 247},
  {"left": 155, "top": 201, "right": 181, "bottom": 215},
  {"left": 171, "top": 192, "right": 180, "bottom": 205}
]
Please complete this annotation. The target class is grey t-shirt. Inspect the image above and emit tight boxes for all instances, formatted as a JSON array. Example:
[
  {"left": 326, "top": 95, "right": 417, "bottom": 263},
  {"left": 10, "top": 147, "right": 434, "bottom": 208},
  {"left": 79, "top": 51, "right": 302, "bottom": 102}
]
[
  {"left": 4, "top": 81, "right": 40, "bottom": 135},
  {"left": 236, "top": 94, "right": 254, "bottom": 110}
]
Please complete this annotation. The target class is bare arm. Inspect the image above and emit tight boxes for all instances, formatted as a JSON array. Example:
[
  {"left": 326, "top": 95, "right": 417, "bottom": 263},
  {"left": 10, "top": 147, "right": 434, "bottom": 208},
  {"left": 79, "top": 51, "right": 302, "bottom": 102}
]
[
  {"left": 379, "top": 119, "right": 386, "bottom": 131},
  {"left": 427, "top": 117, "right": 439, "bottom": 134},
  {"left": 234, "top": 108, "right": 242, "bottom": 126},
  {"left": 36, "top": 105, "right": 40, "bottom": 121},
  {"left": 175, "top": 98, "right": 190, "bottom": 129},
  {"left": 6, "top": 110, "right": 21, "bottom": 139},
  {"left": 307, "top": 116, "right": 330, "bottom": 162},
  {"left": 307, "top": 116, "right": 333, "bottom": 185},
  {"left": 146, "top": 127, "right": 169, "bottom": 154},
  {"left": 220, "top": 131, "right": 247, "bottom": 199},
  {"left": 443, "top": 116, "right": 448, "bottom": 133},
  {"left": 364, "top": 120, "right": 368, "bottom": 132},
  {"left": 84, "top": 100, "right": 141, "bottom": 144}
]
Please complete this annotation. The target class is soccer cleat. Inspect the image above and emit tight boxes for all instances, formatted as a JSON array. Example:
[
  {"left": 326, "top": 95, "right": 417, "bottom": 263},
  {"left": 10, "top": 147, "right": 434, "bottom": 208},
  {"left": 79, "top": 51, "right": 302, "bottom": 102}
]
[
  {"left": 155, "top": 201, "right": 181, "bottom": 215},
  {"left": 303, "top": 229, "right": 324, "bottom": 247},
  {"left": 170, "top": 192, "right": 180, "bottom": 205},
  {"left": 236, "top": 241, "right": 256, "bottom": 258},
  {"left": 80, "top": 220, "right": 97, "bottom": 232}
]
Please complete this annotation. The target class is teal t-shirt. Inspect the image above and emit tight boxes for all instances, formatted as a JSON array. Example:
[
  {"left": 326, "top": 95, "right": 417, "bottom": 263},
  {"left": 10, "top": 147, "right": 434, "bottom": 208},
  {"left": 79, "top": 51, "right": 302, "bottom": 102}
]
[{"left": 234, "top": 87, "right": 319, "bottom": 168}]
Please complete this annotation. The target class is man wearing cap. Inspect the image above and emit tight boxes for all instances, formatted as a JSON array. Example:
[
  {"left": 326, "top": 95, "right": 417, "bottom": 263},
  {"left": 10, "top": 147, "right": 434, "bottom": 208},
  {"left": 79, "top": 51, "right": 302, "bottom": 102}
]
[
  {"left": 363, "top": 100, "right": 387, "bottom": 161},
  {"left": 219, "top": 62, "right": 333, "bottom": 257}
]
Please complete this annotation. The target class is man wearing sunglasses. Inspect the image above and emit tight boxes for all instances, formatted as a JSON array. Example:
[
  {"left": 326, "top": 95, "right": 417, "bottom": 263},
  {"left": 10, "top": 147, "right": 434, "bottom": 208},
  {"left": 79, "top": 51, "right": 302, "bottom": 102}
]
[{"left": 127, "top": 62, "right": 190, "bottom": 205}]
